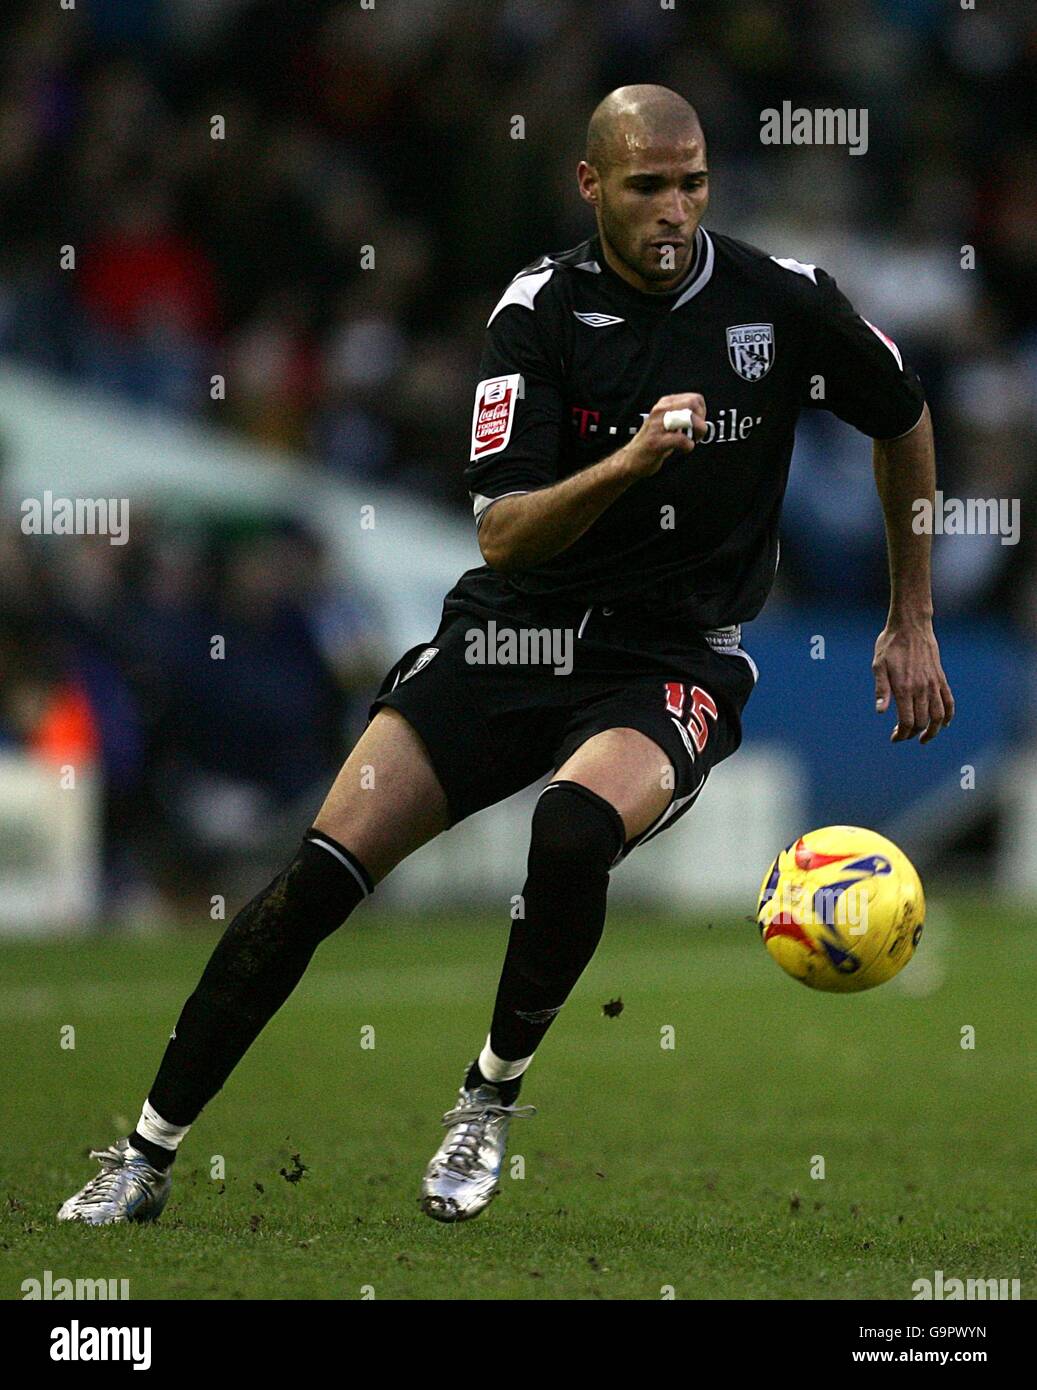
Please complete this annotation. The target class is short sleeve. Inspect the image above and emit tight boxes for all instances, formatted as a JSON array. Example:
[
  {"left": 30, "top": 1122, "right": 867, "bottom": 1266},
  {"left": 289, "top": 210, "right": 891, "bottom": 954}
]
[
  {"left": 464, "top": 271, "right": 565, "bottom": 528},
  {"left": 804, "top": 269, "right": 926, "bottom": 440}
]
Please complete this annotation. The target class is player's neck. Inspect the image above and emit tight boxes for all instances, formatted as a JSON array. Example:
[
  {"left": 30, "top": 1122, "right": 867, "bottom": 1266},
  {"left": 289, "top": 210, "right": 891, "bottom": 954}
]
[{"left": 595, "top": 227, "right": 704, "bottom": 297}]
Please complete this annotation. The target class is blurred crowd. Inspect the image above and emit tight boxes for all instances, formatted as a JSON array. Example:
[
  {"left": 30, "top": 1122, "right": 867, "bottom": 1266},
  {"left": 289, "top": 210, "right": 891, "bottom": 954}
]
[
  {"left": 0, "top": 502, "right": 384, "bottom": 913},
  {"left": 0, "top": 0, "right": 1034, "bottom": 910}
]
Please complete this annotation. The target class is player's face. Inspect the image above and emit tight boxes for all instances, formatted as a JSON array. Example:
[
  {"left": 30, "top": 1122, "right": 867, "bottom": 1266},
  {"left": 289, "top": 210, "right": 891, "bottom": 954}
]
[{"left": 580, "top": 136, "right": 709, "bottom": 292}]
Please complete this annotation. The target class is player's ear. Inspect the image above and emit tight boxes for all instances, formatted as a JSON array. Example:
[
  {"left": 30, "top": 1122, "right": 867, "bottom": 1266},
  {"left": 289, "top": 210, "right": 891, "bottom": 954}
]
[{"left": 577, "top": 160, "right": 599, "bottom": 205}]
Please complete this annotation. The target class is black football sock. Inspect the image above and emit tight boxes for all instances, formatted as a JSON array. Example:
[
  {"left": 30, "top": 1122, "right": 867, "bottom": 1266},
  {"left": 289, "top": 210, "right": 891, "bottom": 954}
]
[
  {"left": 464, "top": 1059, "right": 522, "bottom": 1107},
  {"left": 488, "top": 782, "right": 625, "bottom": 1065},
  {"left": 128, "top": 1132, "right": 176, "bottom": 1171},
  {"left": 146, "top": 830, "right": 373, "bottom": 1127}
]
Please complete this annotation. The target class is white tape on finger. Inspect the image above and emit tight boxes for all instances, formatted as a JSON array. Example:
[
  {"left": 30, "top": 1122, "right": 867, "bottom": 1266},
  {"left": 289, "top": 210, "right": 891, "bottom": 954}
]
[{"left": 662, "top": 409, "right": 694, "bottom": 431}]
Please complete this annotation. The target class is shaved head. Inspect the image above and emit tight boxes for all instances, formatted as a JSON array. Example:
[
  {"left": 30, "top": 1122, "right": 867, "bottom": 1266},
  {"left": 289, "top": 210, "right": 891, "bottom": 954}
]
[
  {"left": 586, "top": 85, "right": 703, "bottom": 174},
  {"left": 578, "top": 86, "right": 709, "bottom": 293}
]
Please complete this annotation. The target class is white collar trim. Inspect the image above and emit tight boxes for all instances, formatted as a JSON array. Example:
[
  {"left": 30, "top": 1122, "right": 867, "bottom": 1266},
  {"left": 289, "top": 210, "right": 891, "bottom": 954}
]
[{"left": 670, "top": 230, "right": 715, "bottom": 310}]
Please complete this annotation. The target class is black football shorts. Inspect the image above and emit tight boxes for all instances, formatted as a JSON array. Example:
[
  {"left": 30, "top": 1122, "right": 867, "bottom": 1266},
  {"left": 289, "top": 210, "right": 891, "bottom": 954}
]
[{"left": 370, "top": 605, "right": 758, "bottom": 859}]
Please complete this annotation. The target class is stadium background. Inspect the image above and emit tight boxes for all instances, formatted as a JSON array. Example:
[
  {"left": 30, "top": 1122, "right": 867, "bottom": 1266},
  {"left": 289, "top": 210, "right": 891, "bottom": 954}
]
[{"left": 0, "top": 0, "right": 1034, "bottom": 923}]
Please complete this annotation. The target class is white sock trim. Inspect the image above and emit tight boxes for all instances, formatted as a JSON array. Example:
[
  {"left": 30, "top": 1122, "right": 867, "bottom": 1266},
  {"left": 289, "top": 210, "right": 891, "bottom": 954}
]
[
  {"left": 135, "top": 1100, "right": 191, "bottom": 1152},
  {"left": 478, "top": 1038, "right": 533, "bottom": 1083},
  {"left": 308, "top": 834, "right": 371, "bottom": 898}
]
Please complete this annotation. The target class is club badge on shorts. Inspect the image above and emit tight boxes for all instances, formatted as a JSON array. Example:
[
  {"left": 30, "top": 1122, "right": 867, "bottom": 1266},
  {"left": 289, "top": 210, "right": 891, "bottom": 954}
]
[{"left": 726, "top": 323, "right": 775, "bottom": 382}]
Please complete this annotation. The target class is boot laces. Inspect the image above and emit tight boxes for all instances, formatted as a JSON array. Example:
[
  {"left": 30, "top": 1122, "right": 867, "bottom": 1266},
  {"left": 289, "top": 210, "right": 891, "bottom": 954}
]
[
  {"left": 438, "top": 1100, "right": 536, "bottom": 1173},
  {"left": 75, "top": 1144, "right": 153, "bottom": 1209}
]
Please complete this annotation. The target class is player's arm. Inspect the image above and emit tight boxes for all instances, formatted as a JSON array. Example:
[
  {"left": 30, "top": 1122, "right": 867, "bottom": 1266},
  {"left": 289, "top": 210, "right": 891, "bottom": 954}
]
[
  {"left": 479, "top": 395, "right": 706, "bottom": 571},
  {"left": 799, "top": 266, "right": 955, "bottom": 745},
  {"left": 468, "top": 273, "right": 707, "bottom": 571},
  {"left": 871, "top": 404, "right": 955, "bottom": 744}
]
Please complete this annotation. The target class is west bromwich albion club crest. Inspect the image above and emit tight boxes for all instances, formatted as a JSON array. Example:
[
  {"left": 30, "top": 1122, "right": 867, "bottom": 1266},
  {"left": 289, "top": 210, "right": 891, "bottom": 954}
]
[{"left": 726, "top": 323, "right": 775, "bottom": 382}]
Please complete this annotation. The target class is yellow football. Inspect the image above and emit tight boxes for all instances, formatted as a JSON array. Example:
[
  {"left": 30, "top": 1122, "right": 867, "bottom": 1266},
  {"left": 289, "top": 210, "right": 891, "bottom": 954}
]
[{"left": 756, "top": 825, "right": 925, "bottom": 992}]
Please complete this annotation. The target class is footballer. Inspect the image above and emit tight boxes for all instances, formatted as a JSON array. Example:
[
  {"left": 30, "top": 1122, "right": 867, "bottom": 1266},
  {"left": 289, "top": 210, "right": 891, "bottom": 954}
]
[{"left": 60, "top": 86, "right": 954, "bottom": 1226}]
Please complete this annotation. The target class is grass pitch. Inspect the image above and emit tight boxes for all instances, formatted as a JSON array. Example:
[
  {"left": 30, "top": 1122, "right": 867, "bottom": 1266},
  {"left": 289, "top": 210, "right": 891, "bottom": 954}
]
[{"left": 2, "top": 898, "right": 1034, "bottom": 1300}]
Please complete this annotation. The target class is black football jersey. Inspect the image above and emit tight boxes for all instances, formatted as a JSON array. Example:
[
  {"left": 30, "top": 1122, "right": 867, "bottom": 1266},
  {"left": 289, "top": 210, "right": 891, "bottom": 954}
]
[{"left": 447, "top": 226, "right": 925, "bottom": 634}]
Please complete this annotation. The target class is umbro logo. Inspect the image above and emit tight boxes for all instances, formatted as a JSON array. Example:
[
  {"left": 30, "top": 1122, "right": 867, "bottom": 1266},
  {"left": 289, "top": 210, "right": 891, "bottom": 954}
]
[{"left": 573, "top": 311, "right": 625, "bottom": 328}]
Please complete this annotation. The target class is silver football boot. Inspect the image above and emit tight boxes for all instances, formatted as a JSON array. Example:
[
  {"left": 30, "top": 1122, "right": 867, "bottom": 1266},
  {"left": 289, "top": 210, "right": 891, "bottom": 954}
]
[
  {"left": 421, "top": 1074, "right": 536, "bottom": 1223},
  {"left": 58, "top": 1138, "right": 172, "bottom": 1225}
]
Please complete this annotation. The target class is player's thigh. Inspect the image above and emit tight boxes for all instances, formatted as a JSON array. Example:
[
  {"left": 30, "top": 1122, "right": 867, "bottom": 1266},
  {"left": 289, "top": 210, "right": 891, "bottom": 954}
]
[
  {"left": 553, "top": 727, "right": 674, "bottom": 841},
  {"left": 313, "top": 707, "right": 450, "bottom": 884}
]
